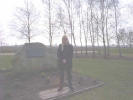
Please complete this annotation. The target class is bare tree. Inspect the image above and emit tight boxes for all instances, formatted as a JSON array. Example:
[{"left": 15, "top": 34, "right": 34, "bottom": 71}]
[
  {"left": 119, "top": 28, "right": 127, "bottom": 47},
  {"left": 42, "top": 0, "right": 54, "bottom": 47},
  {"left": 0, "top": 29, "right": 4, "bottom": 46},
  {"left": 105, "top": 0, "right": 110, "bottom": 56},
  {"left": 88, "top": 0, "right": 96, "bottom": 57},
  {"left": 62, "top": 0, "right": 77, "bottom": 47},
  {"left": 112, "top": 0, "right": 122, "bottom": 57},
  {"left": 119, "top": 28, "right": 133, "bottom": 48},
  {"left": 93, "top": 9, "right": 101, "bottom": 55},
  {"left": 56, "top": 6, "right": 67, "bottom": 35},
  {"left": 128, "top": 31, "right": 133, "bottom": 48},
  {"left": 82, "top": 14, "right": 88, "bottom": 55},
  {"left": 76, "top": 0, "right": 83, "bottom": 54},
  {"left": 12, "top": 0, "right": 39, "bottom": 43},
  {"left": 100, "top": 0, "right": 107, "bottom": 58}
]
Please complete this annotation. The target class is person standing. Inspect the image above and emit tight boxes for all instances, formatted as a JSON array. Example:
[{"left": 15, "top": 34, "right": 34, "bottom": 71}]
[{"left": 57, "top": 35, "right": 74, "bottom": 91}]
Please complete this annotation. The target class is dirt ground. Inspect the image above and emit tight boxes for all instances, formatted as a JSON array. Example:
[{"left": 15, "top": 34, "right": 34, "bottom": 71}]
[{"left": 1, "top": 72, "right": 103, "bottom": 100}]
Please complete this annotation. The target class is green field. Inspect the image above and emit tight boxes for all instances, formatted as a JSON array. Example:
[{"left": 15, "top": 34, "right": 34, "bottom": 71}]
[
  {"left": 69, "top": 58, "right": 133, "bottom": 100},
  {"left": 94, "top": 47, "right": 133, "bottom": 57},
  {"left": 106, "top": 47, "right": 133, "bottom": 57},
  {"left": 0, "top": 55, "right": 13, "bottom": 71},
  {"left": 0, "top": 55, "right": 133, "bottom": 100}
]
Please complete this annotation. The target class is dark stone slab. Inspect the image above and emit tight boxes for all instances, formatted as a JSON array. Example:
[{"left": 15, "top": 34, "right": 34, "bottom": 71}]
[{"left": 24, "top": 43, "right": 46, "bottom": 58}]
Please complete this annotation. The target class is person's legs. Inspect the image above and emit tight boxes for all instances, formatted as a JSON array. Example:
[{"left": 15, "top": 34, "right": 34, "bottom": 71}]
[
  {"left": 58, "top": 68, "right": 64, "bottom": 91},
  {"left": 67, "top": 67, "right": 73, "bottom": 91}
]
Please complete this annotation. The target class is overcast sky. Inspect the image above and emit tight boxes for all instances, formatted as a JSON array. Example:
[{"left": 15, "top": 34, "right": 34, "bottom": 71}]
[{"left": 0, "top": 0, "right": 133, "bottom": 45}]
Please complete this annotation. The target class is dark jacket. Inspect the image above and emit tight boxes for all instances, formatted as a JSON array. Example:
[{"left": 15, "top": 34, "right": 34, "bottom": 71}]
[{"left": 57, "top": 44, "right": 73, "bottom": 69}]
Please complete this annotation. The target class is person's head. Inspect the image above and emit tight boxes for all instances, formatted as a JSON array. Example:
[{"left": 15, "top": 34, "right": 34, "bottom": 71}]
[{"left": 62, "top": 35, "right": 69, "bottom": 45}]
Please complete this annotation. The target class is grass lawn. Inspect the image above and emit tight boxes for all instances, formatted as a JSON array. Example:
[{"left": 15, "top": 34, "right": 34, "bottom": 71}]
[
  {"left": 99, "top": 47, "right": 133, "bottom": 57},
  {"left": 0, "top": 55, "right": 133, "bottom": 100},
  {"left": 68, "top": 58, "right": 133, "bottom": 100},
  {"left": 0, "top": 55, "right": 13, "bottom": 71}
]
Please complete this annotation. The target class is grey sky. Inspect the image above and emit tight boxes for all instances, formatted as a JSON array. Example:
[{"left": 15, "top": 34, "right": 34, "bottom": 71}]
[{"left": 0, "top": 0, "right": 133, "bottom": 45}]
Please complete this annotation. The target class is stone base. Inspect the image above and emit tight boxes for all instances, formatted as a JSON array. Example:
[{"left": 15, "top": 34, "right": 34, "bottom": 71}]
[
  {"left": 39, "top": 87, "right": 69, "bottom": 100},
  {"left": 39, "top": 73, "right": 104, "bottom": 100}
]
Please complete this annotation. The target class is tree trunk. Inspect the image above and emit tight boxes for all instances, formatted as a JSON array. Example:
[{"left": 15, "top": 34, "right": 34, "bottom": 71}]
[
  {"left": 105, "top": 7, "right": 110, "bottom": 56},
  {"left": 113, "top": 0, "right": 122, "bottom": 57},
  {"left": 49, "top": 0, "right": 52, "bottom": 47},
  {"left": 101, "top": 0, "right": 107, "bottom": 58}
]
